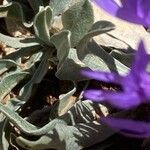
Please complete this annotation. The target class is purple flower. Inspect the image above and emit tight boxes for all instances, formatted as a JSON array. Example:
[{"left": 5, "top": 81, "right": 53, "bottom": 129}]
[
  {"left": 81, "top": 41, "right": 150, "bottom": 109},
  {"left": 101, "top": 117, "right": 150, "bottom": 138},
  {"left": 93, "top": 0, "right": 150, "bottom": 27}
]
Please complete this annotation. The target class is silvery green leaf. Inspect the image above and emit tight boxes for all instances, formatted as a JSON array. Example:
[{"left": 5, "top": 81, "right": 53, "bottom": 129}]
[
  {"left": 15, "top": 101, "right": 115, "bottom": 150},
  {"left": 1, "top": 119, "right": 10, "bottom": 150},
  {"left": 58, "top": 82, "right": 76, "bottom": 115},
  {"left": 89, "top": 21, "right": 115, "bottom": 33},
  {"left": 27, "top": 0, "right": 43, "bottom": 13},
  {"left": 110, "top": 49, "right": 133, "bottom": 67},
  {"left": 62, "top": 0, "right": 94, "bottom": 47},
  {"left": 20, "top": 51, "right": 50, "bottom": 101},
  {"left": 0, "top": 102, "right": 37, "bottom": 133},
  {"left": 49, "top": 0, "right": 71, "bottom": 17},
  {"left": 78, "top": 41, "right": 129, "bottom": 75},
  {"left": 56, "top": 41, "right": 129, "bottom": 81},
  {"left": 50, "top": 82, "right": 76, "bottom": 118},
  {"left": 55, "top": 48, "right": 86, "bottom": 81},
  {"left": 0, "top": 98, "right": 24, "bottom": 150},
  {"left": 33, "top": 6, "right": 52, "bottom": 45},
  {"left": 15, "top": 103, "right": 132, "bottom": 150},
  {"left": 77, "top": 21, "right": 115, "bottom": 50},
  {"left": 16, "top": 123, "right": 83, "bottom": 150},
  {"left": 0, "top": 33, "right": 40, "bottom": 48},
  {"left": 0, "top": 2, "right": 32, "bottom": 27},
  {"left": 50, "top": 30, "right": 71, "bottom": 68},
  {"left": 0, "top": 101, "right": 68, "bottom": 136},
  {"left": 0, "top": 111, "right": 8, "bottom": 150},
  {"left": 0, "top": 59, "right": 17, "bottom": 75},
  {"left": 0, "top": 98, "right": 93, "bottom": 137},
  {"left": 25, "top": 51, "right": 43, "bottom": 71},
  {"left": 0, "top": 71, "right": 30, "bottom": 102},
  {"left": 5, "top": 46, "right": 42, "bottom": 61}
]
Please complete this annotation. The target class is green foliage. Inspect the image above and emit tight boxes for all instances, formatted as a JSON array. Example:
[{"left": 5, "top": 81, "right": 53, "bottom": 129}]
[{"left": 0, "top": 0, "right": 134, "bottom": 149}]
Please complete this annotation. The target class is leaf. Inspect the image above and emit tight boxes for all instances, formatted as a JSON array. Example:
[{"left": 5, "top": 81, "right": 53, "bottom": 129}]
[
  {"left": 56, "top": 41, "right": 129, "bottom": 81},
  {"left": 15, "top": 101, "right": 115, "bottom": 150},
  {"left": 50, "top": 30, "right": 71, "bottom": 68},
  {"left": 0, "top": 102, "right": 37, "bottom": 134},
  {"left": 0, "top": 98, "right": 24, "bottom": 150},
  {"left": 20, "top": 51, "right": 50, "bottom": 101},
  {"left": 0, "top": 33, "right": 40, "bottom": 48},
  {"left": 34, "top": 6, "right": 52, "bottom": 45},
  {"left": 50, "top": 82, "right": 76, "bottom": 117},
  {"left": 0, "top": 101, "right": 67, "bottom": 136},
  {"left": 0, "top": 2, "right": 32, "bottom": 27},
  {"left": 1, "top": 119, "right": 10, "bottom": 150},
  {"left": 50, "top": 0, "right": 72, "bottom": 17},
  {"left": 110, "top": 50, "right": 133, "bottom": 67},
  {"left": 77, "top": 21, "right": 115, "bottom": 50},
  {"left": 78, "top": 41, "right": 129, "bottom": 75},
  {"left": 58, "top": 82, "right": 76, "bottom": 116},
  {"left": 62, "top": 0, "right": 94, "bottom": 47},
  {"left": 5, "top": 46, "right": 42, "bottom": 61},
  {"left": 0, "top": 71, "right": 29, "bottom": 101},
  {"left": 56, "top": 48, "right": 86, "bottom": 81},
  {"left": 0, "top": 59, "right": 17, "bottom": 75}
]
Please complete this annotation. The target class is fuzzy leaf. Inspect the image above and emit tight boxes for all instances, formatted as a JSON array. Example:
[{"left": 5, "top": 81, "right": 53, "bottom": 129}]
[
  {"left": 50, "top": 82, "right": 76, "bottom": 117},
  {"left": 16, "top": 101, "right": 115, "bottom": 150},
  {"left": 0, "top": 102, "right": 37, "bottom": 134},
  {"left": 50, "top": 30, "right": 71, "bottom": 68},
  {"left": 62, "top": 0, "right": 94, "bottom": 47},
  {"left": 56, "top": 41, "right": 129, "bottom": 81},
  {"left": 0, "top": 2, "right": 32, "bottom": 27},
  {"left": 0, "top": 98, "right": 24, "bottom": 150},
  {"left": 0, "top": 33, "right": 40, "bottom": 48},
  {"left": 78, "top": 41, "right": 129, "bottom": 75},
  {"left": 5, "top": 46, "right": 42, "bottom": 61},
  {"left": 58, "top": 83, "right": 76, "bottom": 115},
  {"left": 50, "top": 0, "right": 72, "bottom": 17},
  {"left": 0, "top": 72, "right": 29, "bottom": 101},
  {"left": 0, "top": 59, "right": 17, "bottom": 75},
  {"left": 1, "top": 119, "right": 9, "bottom": 150},
  {"left": 56, "top": 48, "right": 86, "bottom": 81},
  {"left": 20, "top": 51, "right": 50, "bottom": 101},
  {"left": 110, "top": 50, "right": 134, "bottom": 67},
  {"left": 77, "top": 21, "right": 115, "bottom": 50},
  {"left": 34, "top": 6, "right": 52, "bottom": 45}
]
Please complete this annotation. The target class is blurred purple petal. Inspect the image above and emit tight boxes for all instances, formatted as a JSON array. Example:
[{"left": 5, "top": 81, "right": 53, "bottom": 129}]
[
  {"left": 93, "top": 0, "right": 150, "bottom": 26},
  {"left": 131, "top": 41, "right": 149, "bottom": 74},
  {"left": 84, "top": 89, "right": 105, "bottom": 101},
  {"left": 140, "top": 73, "right": 150, "bottom": 99},
  {"left": 93, "top": 0, "right": 119, "bottom": 15},
  {"left": 81, "top": 70, "right": 122, "bottom": 83},
  {"left": 104, "top": 92, "right": 141, "bottom": 109},
  {"left": 137, "top": 0, "right": 150, "bottom": 24},
  {"left": 101, "top": 117, "right": 150, "bottom": 138},
  {"left": 84, "top": 89, "right": 141, "bottom": 109},
  {"left": 121, "top": 74, "right": 138, "bottom": 92}
]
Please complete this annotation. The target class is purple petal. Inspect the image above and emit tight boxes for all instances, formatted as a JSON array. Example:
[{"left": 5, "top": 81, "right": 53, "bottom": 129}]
[
  {"left": 137, "top": 0, "right": 150, "bottom": 27},
  {"left": 117, "top": 9, "right": 145, "bottom": 25},
  {"left": 140, "top": 73, "right": 150, "bottom": 99},
  {"left": 81, "top": 70, "right": 122, "bottom": 83},
  {"left": 84, "top": 89, "right": 141, "bottom": 109},
  {"left": 101, "top": 117, "right": 150, "bottom": 138},
  {"left": 121, "top": 74, "right": 139, "bottom": 93},
  {"left": 93, "top": 0, "right": 119, "bottom": 15},
  {"left": 84, "top": 89, "right": 105, "bottom": 101},
  {"left": 131, "top": 41, "right": 149, "bottom": 74},
  {"left": 94, "top": 0, "right": 150, "bottom": 26}
]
